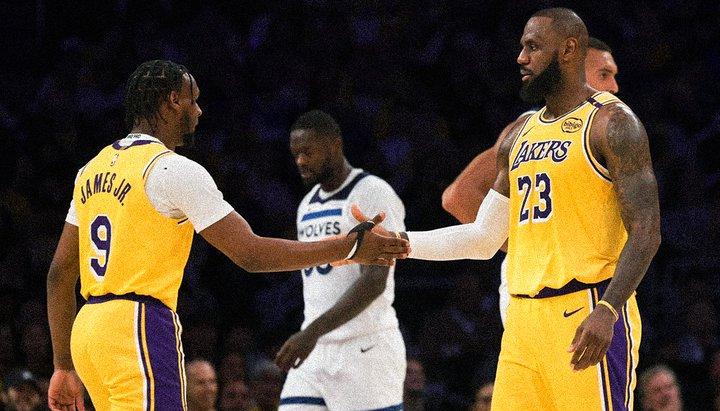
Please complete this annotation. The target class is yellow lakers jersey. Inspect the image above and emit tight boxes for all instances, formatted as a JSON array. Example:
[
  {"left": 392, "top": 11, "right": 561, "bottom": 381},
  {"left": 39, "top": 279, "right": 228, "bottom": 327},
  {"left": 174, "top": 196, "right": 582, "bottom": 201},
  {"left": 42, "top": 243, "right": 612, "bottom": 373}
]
[
  {"left": 506, "top": 92, "right": 627, "bottom": 296},
  {"left": 73, "top": 138, "right": 194, "bottom": 311}
]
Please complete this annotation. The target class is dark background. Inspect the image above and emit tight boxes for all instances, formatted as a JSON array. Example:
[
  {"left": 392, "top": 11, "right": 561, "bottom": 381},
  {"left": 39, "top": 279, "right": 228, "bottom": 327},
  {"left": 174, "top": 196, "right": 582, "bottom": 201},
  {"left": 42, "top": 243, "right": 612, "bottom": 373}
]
[{"left": 1, "top": 0, "right": 718, "bottom": 409}]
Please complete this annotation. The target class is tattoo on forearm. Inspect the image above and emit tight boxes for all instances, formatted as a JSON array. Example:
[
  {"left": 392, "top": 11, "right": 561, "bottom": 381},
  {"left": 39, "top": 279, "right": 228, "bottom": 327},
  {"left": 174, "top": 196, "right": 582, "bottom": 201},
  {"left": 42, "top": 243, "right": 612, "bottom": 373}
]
[{"left": 601, "top": 104, "right": 661, "bottom": 309}]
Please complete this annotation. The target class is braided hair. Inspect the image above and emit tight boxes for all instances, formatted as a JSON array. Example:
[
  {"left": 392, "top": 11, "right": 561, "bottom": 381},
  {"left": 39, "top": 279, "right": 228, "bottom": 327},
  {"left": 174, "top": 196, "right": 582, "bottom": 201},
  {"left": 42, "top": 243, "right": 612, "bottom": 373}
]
[{"left": 124, "top": 60, "right": 191, "bottom": 130}]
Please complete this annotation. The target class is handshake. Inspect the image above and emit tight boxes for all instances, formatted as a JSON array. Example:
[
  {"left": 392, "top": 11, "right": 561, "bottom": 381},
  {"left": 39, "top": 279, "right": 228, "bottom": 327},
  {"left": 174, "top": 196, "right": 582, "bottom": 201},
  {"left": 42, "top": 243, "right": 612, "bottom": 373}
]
[{"left": 334, "top": 205, "right": 408, "bottom": 267}]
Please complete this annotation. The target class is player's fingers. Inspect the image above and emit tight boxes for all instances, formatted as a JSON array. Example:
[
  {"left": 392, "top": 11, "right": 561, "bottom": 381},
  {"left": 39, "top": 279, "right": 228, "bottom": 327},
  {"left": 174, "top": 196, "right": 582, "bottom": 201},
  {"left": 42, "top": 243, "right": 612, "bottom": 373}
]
[
  {"left": 380, "top": 236, "right": 410, "bottom": 251},
  {"left": 274, "top": 344, "right": 292, "bottom": 370},
  {"left": 369, "top": 212, "right": 386, "bottom": 225},
  {"left": 330, "top": 259, "right": 353, "bottom": 267},
  {"left": 48, "top": 398, "right": 63, "bottom": 411},
  {"left": 568, "top": 324, "right": 584, "bottom": 352},
  {"left": 76, "top": 397, "right": 86, "bottom": 411},
  {"left": 575, "top": 343, "right": 598, "bottom": 370},
  {"left": 569, "top": 332, "right": 588, "bottom": 366},
  {"left": 350, "top": 204, "right": 368, "bottom": 222}
]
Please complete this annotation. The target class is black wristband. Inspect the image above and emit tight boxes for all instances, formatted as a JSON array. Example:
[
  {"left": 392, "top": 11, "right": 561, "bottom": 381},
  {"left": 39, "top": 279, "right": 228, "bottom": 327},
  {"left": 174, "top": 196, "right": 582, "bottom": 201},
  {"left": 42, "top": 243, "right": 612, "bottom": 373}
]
[{"left": 346, "top": 220, "right": 376, "bottom": 259}]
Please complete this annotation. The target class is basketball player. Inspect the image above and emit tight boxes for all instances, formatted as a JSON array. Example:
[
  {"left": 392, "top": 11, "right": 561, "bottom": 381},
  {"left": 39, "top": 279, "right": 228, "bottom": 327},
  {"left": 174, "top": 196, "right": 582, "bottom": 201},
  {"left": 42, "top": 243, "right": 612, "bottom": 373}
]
[
  {"left": 46, "top": 60, "right": 409, "bottom": 411},
  {"left": 351, "top": 8, "right": 660, "bottom": 409},
  {"left": 274, "top": 110, "right": 406, "bottom": 410},
  {"left": 442, "top": 36, "right": 619, "bottom": 326}
]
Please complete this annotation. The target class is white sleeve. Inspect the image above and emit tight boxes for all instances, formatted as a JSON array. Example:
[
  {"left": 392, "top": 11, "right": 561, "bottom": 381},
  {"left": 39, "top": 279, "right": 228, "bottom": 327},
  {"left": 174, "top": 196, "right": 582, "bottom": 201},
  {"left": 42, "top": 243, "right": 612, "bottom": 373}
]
[
  {"left": 65, "top": 167, "right": 86, "bottom": 226},
  {"left": 149, "top": 155, "right": 234, "bottom": 233},
  {"left": 350, "top": 177, "right": 405, "bottom": 232},
  {"left": 406, "top": 189, "right": 509, "bottom": 260}
]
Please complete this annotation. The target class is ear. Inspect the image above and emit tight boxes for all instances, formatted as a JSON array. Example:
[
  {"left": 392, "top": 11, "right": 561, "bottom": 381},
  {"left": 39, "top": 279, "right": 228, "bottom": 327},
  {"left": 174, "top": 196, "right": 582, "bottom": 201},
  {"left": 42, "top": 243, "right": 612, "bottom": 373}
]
[
  {"left": 561, "top": 38, "right": 579, "bottom": 62},
  {"left": 167, "top": 89, "right": 182, "bottom": 112},
  {"left": 331, "top": 136, "right": 343, "bottom": 154}
]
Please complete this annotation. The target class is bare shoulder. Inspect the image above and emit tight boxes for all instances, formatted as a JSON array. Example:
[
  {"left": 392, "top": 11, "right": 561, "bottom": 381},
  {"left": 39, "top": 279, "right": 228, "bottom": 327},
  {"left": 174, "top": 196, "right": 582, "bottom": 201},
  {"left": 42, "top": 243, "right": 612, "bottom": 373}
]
[
  {"left": 496, "top": 112, "right": 532, "bottom": 161},
  {"left": 590, "top": 102, "right": 650, "bottom": 171}
]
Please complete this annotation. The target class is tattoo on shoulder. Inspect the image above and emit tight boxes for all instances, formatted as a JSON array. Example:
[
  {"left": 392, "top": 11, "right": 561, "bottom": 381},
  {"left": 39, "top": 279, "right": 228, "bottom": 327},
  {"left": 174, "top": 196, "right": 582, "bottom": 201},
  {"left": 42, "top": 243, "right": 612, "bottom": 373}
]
[
  {"left": 603, "top": 103, "right": 659, "bottom": 223},
  {"left": 604, "top": 104, "right": 651, "bottom": 174}
]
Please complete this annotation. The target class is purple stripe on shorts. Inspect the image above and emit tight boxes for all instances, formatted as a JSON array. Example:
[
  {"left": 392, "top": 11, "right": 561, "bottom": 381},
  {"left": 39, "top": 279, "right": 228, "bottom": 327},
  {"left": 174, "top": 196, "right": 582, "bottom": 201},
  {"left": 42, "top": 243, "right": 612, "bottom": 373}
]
[
  {"left": 590, "top": 291, "right": 611, "bottom": 411},
  {"left": 605, "top": 305, "right": 629, "bottom": 410},
  {"left": 137, "top": 304, "right": 151, "bottom": 411},
  {"left": 144, "top": 303, "right": 184, "bottom": 410},
  {"left": 597, "top": 283, "right": 631, "bottom": 411}
]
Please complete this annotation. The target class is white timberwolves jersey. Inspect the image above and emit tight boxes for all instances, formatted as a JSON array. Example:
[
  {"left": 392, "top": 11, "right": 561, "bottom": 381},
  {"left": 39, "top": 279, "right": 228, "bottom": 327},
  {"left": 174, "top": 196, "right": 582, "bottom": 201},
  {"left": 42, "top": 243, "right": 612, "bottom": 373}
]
[{"left": 296, "top": 168, "right": 405, "bottom": 342}]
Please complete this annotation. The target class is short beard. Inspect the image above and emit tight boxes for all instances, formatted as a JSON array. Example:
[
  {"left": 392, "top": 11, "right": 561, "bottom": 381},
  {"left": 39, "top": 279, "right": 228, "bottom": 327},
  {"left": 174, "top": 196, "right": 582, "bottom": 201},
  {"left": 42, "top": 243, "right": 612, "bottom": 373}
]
[
  {"left": 179, "top": 111, "right": 195, "bottom": 147},
  {"left": 303, "top": 161, "right": 334, "bottom": 188},
  {"left": 181, "top": 132, "right": 195, "bottom": 147},
  {"left": 520, "top": 55, "right": 562, "bottom": 104}
]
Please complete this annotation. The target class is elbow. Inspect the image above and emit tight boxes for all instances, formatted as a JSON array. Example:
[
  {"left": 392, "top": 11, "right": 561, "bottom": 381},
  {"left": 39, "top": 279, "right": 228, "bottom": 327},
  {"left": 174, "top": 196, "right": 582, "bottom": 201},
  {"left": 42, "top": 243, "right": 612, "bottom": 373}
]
[
  {"left": 230, "top": 253, "right": 265, "bottom": 273},
  {"left": 239, "top": 260, "right": 266, "bottom": 273},
  {"left": 441, "top": 186, "right": 458, "bottom": 215},
  {"left": 474, "top": 248, "right": 497, "bottom": 260}
]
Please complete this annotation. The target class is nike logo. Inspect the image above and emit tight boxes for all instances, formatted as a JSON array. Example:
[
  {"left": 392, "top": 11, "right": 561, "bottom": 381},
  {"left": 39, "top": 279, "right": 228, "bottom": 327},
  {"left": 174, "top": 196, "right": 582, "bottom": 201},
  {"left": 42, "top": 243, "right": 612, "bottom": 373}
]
[
  {"left": 360, "top": 345, "right": 375, "bottom": 353},
  {"left": 563, "top": 307, "right": 583, "bottom": 318}
]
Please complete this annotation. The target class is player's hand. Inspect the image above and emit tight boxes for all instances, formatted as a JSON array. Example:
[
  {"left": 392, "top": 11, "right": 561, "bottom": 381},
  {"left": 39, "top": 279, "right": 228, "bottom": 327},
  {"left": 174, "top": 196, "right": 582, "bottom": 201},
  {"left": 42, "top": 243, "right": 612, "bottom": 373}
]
[
  {"left": 275, "top": 329, "right": 320, "bottom": 372},
  {"left": 48, "top": 369, "right": 86, "bottom": 411},
  {"left": 350, "top": 204, "right": 392, "bottom": 237},
  {"left": 568, "top": 305, "right": 616, "bottom": 371},
  {"left": 347, "top": 212, "right": 409, "bottom": 266}
]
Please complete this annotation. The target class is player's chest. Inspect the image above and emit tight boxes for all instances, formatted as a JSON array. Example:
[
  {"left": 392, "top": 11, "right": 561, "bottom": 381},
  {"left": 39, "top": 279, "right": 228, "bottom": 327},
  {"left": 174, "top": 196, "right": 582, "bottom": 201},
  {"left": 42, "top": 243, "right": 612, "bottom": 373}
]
[{"left": 297, "top": 202, "right": 353, "bottom": 241}]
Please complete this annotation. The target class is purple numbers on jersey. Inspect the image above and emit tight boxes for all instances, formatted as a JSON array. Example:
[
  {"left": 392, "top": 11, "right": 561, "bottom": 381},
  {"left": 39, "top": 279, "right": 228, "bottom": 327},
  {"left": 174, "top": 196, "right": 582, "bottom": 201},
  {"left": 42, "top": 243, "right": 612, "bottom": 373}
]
[
  {"left": 517, "top": 172, "right": 553, "bottom": 223},
  {"left": 90, "top": 215, "right": 112, "bottom": 277}
]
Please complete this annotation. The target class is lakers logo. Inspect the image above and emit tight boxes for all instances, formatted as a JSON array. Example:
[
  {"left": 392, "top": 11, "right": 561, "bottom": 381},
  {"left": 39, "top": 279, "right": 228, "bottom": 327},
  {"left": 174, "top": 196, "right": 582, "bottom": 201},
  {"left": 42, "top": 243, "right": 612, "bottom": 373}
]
[{"left": 561, "top": 117, "right": 583, "bottom": 133}]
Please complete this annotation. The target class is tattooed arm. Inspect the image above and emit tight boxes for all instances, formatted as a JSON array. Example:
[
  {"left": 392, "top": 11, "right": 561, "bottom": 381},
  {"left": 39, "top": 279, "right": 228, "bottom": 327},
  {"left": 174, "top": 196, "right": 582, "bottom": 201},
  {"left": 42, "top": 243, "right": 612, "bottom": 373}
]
[
  {"left": 569, "top": 102, "right": 661, "bottom": 371},
  {"left": 593, "top": 103, "right": 661, "bottom": 310}
]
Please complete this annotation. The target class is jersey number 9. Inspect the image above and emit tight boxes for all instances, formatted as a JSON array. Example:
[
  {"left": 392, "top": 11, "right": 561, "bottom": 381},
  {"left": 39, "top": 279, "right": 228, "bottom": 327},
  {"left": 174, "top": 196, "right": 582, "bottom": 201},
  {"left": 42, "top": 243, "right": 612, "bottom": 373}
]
[{"left": 90, "top": 215, "right": 112, "bottom": 278}]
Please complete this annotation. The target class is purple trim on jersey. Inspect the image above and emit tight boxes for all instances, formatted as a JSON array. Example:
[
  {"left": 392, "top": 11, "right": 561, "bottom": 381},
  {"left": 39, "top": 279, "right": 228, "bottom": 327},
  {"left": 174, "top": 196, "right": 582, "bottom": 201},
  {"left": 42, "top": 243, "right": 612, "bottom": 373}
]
[
  {"left": 514, "top": 278, "right": 610, "bottom": 299},
  {"left": 583, "top": 109, "right": 612, "bottom": 182},
  {"left": 88, "top": 293, "right": 168, "bottom": 309},
  {"left": 112, "top": 139, "right": 163, "bottom": 150},
  {"left": 587, "top": 96, "right": 605, "bottom": 109},
  {"left": 309, "top": 172, "right": 369, "bottom": 204},
  {"left": 144, "top": 303, "right": 184, "bottom": 411}
]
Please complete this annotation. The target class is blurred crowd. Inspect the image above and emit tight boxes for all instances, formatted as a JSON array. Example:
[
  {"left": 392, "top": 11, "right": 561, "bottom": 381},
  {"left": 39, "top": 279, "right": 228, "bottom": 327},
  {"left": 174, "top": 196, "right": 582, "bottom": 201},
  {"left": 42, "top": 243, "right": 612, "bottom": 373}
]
[{"left": 1, "top": 1, "right": 719, "bottom": 409}]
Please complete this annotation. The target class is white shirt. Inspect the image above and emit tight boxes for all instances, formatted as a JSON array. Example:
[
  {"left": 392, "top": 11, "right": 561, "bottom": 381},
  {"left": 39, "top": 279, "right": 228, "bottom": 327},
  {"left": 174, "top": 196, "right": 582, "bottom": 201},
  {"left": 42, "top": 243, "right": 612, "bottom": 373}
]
[
  {"left": 296, "top": 168, "right": 405, "bottom": 342},
  {"left": 66, "top": 134, "right": 233, "bottom": 233}
]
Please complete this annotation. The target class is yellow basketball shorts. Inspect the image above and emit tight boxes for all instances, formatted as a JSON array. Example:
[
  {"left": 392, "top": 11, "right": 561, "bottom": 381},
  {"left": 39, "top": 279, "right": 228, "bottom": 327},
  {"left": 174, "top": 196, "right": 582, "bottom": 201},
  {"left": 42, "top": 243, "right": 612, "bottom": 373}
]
[
  {"left": 71, "top": 294, "right": 187, "bottom": 410},
  {"left": 492, "top": 283, "right": 641, "bottom": 411}
]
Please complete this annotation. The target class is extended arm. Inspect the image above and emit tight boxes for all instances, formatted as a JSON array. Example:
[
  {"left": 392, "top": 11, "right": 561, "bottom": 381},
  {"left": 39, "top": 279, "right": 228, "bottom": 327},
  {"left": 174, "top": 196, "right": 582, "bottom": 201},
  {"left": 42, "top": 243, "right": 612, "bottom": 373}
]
[
  {"left": 200, "top": 211, "right": 408, "bottom": 272},
  {"left": 442, "top": 114, "right": 529, "bottom": 223},
  {"left": 395, "top": 119, "right": 522, "bottom": 261},
  {"left": 442, "top": 144, "right": 499, "bottom": 223},
  {"left": 47, "top": 223, "right": 86, "bottom": 410}
]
